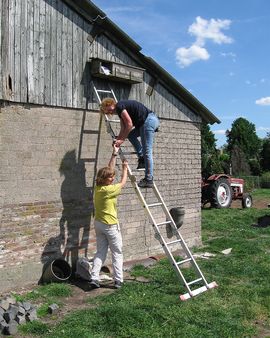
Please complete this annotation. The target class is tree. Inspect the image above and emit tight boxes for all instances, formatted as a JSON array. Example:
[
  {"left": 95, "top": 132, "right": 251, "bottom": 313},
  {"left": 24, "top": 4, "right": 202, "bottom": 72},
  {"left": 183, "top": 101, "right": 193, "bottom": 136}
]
[
  {"left": 231, "top": 144, "right": 250, "bottom": 176},
  {"left": 226, "top": 117, "right": 261, "bottom": 175},
  {"left": 201, "top": 123, "right": 223, "bottom": 177},
  {"left": 260, "top": 132, "right": 270, "bottom": 172}
]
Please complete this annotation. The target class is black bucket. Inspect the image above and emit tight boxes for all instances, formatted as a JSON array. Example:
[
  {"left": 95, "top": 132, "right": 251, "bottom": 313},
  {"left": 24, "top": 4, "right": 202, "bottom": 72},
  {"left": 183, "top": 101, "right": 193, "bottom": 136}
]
[
  {"left": 42, "top": 259, "right": 72, "bottom": 283},
  {"left": 170, "top": 207, "right": 185, "bottom": 229}
]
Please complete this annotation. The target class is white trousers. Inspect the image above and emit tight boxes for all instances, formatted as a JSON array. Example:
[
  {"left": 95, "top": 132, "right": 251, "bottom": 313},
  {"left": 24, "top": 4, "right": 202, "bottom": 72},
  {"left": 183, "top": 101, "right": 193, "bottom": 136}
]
[{"left": 91, "top": 219, "right": 123, "bottom": 282}]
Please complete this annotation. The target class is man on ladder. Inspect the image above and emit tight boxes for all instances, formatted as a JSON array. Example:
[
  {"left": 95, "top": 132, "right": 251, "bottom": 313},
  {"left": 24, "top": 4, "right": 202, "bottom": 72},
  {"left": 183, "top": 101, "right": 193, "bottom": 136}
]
[{"left": 100, "top": 98, "right": 160, "bottom": 188}]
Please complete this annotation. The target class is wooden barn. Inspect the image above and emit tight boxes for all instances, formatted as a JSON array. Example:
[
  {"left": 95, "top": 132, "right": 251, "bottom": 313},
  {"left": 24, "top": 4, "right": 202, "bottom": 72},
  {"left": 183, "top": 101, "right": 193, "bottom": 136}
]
[{"left": 0, "top": 0, "right": 219, "bottom": 292}]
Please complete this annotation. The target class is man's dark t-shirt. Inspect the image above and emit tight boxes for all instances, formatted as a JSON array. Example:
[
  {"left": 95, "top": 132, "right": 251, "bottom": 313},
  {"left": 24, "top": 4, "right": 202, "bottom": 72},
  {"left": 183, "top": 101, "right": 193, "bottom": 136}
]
[{"left": 116, "top": 100, "right": 151, "bottom": 128}]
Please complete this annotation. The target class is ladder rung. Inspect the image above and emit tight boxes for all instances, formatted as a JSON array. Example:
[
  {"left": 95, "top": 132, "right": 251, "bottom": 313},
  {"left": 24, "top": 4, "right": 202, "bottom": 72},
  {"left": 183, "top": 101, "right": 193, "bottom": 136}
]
[
  {"left": 155, "top": 221, "right": 171, "bottom": 226},
  {"left": 147, "top": 202, "right": 163, "bottom": 208},
  {"left": 187, "top": 278, "right": 202, "bottom": 286},
  {"left": 79, "top": 159, "right": 96, "bottom": 163},
  {"left": 96, "top": 89, "right": 113, "bottom": 93},
  {"left": 106, "top": 120, "right": 120, "bottom": 123},
  {"left": 180, "top": 281, "right": 218, "bottom": 301},
  {"left": 82, "top": 130, "right": 99, "bottom": 134},
  {"left": 166, "top": 239, "right": 182, "bottom": 246},
  {"left": 121, "top": 151, "right": 138, "bottom": 155},
  {"left": 176, "top": 258, "right": 191, "bottom": 265}
]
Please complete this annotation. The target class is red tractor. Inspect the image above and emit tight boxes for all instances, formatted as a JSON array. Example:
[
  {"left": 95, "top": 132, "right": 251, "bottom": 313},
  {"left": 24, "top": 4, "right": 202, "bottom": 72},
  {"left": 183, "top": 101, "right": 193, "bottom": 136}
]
[{"left": 202, "top": 174, "right": 253, "bottom": 209}]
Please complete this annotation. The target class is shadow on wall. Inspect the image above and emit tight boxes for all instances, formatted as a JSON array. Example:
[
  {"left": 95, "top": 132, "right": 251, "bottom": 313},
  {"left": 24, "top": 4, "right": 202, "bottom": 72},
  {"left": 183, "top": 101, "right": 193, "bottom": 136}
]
[{"left": 40, "top": 150, "right": 93, "bottom": 281}]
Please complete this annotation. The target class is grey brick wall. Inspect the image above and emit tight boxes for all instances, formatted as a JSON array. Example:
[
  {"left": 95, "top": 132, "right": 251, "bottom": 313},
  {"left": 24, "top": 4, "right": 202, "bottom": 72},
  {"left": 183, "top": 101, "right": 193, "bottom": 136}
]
[{"left": 0, "top": 102, "right": 202, "bottom": 292}]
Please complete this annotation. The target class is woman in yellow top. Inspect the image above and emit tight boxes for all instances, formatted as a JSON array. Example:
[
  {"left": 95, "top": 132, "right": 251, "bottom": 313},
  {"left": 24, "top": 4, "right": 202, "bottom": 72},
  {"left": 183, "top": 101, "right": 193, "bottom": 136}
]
[{"left": 90, "top": 145, "right": 128, "bottom": 289}]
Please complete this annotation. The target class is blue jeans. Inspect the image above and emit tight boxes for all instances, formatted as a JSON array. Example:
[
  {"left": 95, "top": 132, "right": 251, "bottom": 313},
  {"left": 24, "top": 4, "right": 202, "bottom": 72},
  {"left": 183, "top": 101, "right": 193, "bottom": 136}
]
[{"left": 128, "top": 112, "right": 160, "bottom": 181}]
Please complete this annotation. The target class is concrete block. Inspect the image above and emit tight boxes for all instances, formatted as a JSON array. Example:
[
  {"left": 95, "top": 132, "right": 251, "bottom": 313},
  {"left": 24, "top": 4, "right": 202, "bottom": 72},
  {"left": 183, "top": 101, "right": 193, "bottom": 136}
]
[
  {"left": 0, "top": 300, "right": 9, "bottom": 311},
  {"left": 17, "top": 305, "right": 26, "bottom": 316},
  {"left": 5, "top": 297, "right": 16, "bottom": 305},
  {"left": 15, "top": 314, "right": 26, "bottom": 325},
  {"left": 0, "top": 320, "right": 8, "bottom": 334},
  {"left": 4, "top": 319, "right": 18, "bottom": 335},
  {"left": 48, "top": 303, "right": 59, "bottom": 314},
  {"left": 26, "top": 308, "right": 38, "bottom": 322},
  {"left": 22, "top": 301, "right": 31, "bottom": 311}
]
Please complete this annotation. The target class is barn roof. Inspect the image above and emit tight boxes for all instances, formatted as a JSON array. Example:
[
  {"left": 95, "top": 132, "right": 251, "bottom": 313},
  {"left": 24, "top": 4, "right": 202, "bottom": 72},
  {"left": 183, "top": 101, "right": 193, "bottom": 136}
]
[{"left": 63, "top": 0, "right": 220, "bottom": 124}]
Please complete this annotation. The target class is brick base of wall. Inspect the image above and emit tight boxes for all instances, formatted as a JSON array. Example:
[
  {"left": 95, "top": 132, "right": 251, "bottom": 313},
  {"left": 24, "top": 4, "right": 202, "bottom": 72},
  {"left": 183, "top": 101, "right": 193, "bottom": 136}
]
[{"left": 0, "top": 102, "right": 203, "bottom": 293}]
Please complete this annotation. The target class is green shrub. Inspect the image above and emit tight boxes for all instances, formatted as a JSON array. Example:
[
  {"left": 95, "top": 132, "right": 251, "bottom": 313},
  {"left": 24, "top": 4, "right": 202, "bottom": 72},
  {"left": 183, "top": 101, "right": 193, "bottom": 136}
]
[
  {"left": 261, "top": 171, "right": 270, "bottom": 188},
  {"left": 239, "top": 176, "right": 260, "bottom": 191}
]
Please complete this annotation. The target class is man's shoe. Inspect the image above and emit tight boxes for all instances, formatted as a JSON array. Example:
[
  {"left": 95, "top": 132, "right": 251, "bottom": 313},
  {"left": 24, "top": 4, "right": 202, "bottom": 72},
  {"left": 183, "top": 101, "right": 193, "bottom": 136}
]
[
  {"left": 138, "top": 178, "right": 154, "bottom": 188},
  {"left": 89, "top": 279, "right": 100, "bottom": 289},
  {"left": 114, "top": 280, "right": 123, "bottom": 289},
  {"left": 137, "top": 156, "right": 145, "bottom": 169}
]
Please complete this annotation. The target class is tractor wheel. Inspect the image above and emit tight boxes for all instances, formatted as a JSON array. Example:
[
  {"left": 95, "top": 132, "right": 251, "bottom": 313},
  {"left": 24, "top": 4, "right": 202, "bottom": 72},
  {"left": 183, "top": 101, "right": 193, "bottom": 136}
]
[
  {"left": 210, "top": 178, "right": 233, "bottom": 208},
  {"left": 242, "top": 193, "right": 253, "bottom": 208}
]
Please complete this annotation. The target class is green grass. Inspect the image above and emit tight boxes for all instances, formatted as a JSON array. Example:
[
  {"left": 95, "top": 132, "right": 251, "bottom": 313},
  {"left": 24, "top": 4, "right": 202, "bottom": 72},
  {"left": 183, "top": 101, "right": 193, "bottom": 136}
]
[
  {"left": 16, "top": 283, "right": 72, "bottom": 335},
  {"left": 252, "top": 188, "right": 270, "bottom": 200},
  {"left": 14, "top": 282, "right": 72, "bottom": 302},
  {"left": 18, "top": 189, "right": 270, "bottom": 337}
]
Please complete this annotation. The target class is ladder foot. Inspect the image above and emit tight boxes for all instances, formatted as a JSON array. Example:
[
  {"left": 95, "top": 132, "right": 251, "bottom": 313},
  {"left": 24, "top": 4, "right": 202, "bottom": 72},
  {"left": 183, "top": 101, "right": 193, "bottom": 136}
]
[{"left": 179, "top": 281, "right": 218, "bottom": 301}]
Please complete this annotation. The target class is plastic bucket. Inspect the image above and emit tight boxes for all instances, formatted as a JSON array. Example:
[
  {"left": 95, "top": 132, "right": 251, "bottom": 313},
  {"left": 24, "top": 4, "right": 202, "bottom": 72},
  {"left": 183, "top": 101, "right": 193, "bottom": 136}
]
[
  {"left": 170, "top": 207, "right": 185, "bottom": 228},
  {"left": 42, "top": 259, "right": 72, "bottom": 283}
]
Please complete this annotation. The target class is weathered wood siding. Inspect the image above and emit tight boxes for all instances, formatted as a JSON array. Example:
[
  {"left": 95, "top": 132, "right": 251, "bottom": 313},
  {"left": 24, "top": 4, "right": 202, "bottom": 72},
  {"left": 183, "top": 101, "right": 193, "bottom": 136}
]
[
  {"left": 0, "top": 0, "right": 92, "bottom": 108},
  {"left": 0, "top": 0, "right": 201, "bottom": 124}
]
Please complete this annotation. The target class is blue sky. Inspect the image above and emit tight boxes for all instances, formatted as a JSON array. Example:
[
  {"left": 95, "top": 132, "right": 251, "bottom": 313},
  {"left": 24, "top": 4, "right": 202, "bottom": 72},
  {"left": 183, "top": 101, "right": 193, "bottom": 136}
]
[{"left": 92, "top": 0, "right": 270, "bottom": 147}]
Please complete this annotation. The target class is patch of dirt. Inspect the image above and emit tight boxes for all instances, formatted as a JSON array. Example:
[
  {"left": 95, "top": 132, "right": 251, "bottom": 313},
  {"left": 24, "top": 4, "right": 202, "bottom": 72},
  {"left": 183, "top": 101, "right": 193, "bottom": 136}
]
[
  {"left": 230, "top": 197, "right": 269, "bottom": 209},
  {"left": 252, "top": 320, "right": 270, "bottom": 338},
  {"left": 8, "top": 273, "right": 141, "bottom": 338},
  {"left": 41, "top": 279, "right": 116, "bottom": 324},
  {"left": 203, "top": 196, "right": 270, "bottom": 210}
]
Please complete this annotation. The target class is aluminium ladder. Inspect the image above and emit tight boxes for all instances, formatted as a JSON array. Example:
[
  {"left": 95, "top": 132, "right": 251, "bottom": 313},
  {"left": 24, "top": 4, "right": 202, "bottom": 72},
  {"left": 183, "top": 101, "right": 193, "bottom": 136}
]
[{"left": 93, "top": 84, "right": 217, "bottom": 300}]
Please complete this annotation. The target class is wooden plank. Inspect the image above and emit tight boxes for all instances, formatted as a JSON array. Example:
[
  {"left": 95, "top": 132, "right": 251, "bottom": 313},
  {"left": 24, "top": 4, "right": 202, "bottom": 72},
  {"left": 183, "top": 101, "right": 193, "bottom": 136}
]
[
  {"left": 61, "top": 2, "right": 68, "bottom": 106},
  {"left": 44, "top": 0, "right": 51, "bottom": 105},
  {"left": 56, "top": 0, "right": 62, "bottom": 107},
  {"left": 20, "top": 0, "right": 28, "bottom": 101},
  {"left": 0, "top": 0, "right": 3, "bottom": 99},
  {"left": 66, "top": 5, "right": 73, "bottom": 107},
  {"left": 14, "top": 0, "right": 21, "bottom": 102},
  {"left": 0, "top": 0, "right": 2, "bottom": 99},
  {"left": 27, "top": 0, "right": 35, "bottom": 102},
  {"left": 76, "top": 15, "right": 84, "bottom": 108},
  {"left": 82, "top": 20, "right": 92, "bottom": 109},
  {"left": 38, "top": 0, "right": 46, "bottom": 104},
  {"left": 8, "top": 0, "right": 15, "bottom": 100},
  {"left": 32, "top": 0, "right": 40, "bottom": 104},
  {"left": 50, "top": 0, "right": 57, "bottom": 106},
  {"left": 72, "top": 11, "right": 79, "bottom": 108}
]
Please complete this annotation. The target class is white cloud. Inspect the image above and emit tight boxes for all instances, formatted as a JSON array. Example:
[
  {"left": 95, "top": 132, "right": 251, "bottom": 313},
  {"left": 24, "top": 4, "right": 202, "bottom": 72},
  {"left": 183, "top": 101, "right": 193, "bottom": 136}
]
[
  {"left": 257, "top": 126, "right": 270, "bottom": 132},
  {"left": 255, "top": 97, "right": 270, "bottom": 106},
  {"left": 176, "top": 44, "right": 209, "bottom": 68},
  {"left": 176, "top": 16, "right": 233, "bottom": 68},
  {"left": 220, "top": 52, "right": 236, "bottom": 62},
  {"left": 213, "top": 129, "right": 227, "bottom": 135},
  {"left": 189, "top": 16, "right": 233, "bottom": 47}
]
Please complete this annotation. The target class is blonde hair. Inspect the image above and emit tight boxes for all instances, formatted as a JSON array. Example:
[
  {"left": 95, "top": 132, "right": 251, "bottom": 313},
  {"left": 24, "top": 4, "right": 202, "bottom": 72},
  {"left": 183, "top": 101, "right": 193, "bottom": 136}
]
[
  {"left": 100, "top": 97, "right": 116, "bottom": 114},
  {"left": 96, "top": 166, "right": 115, "bottom": 186}
]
